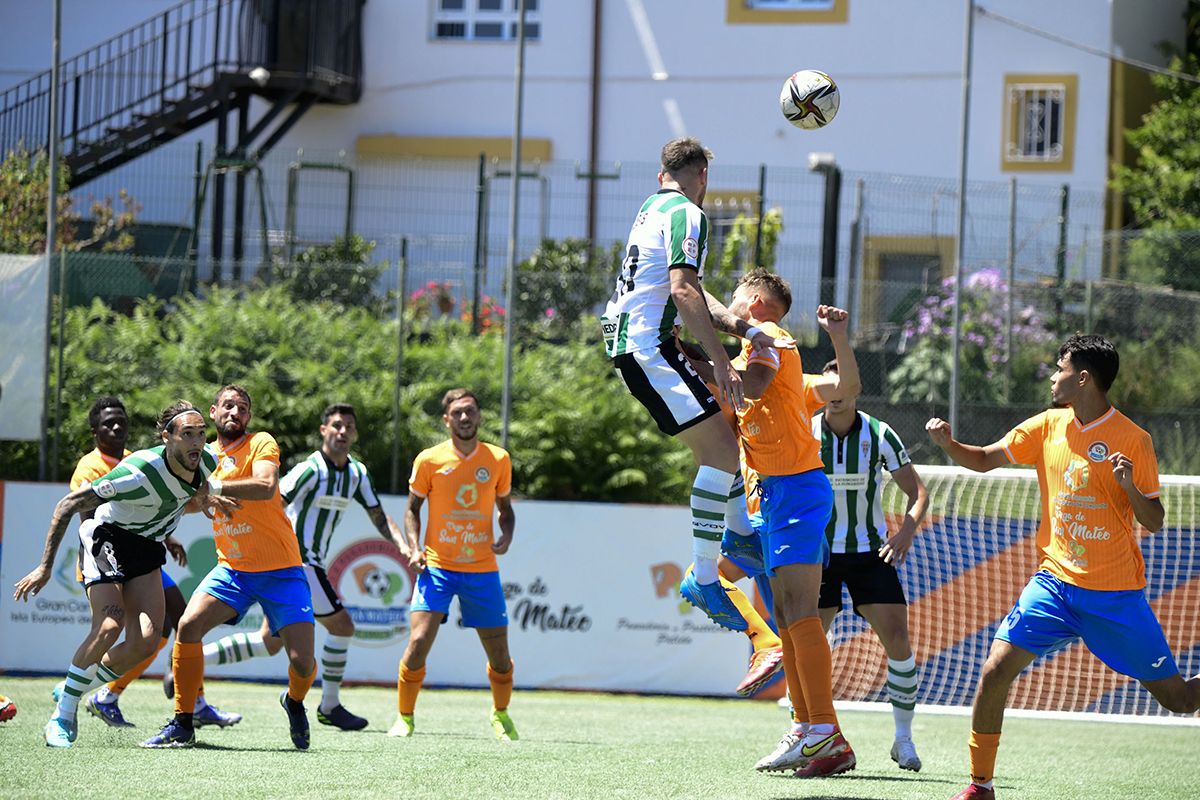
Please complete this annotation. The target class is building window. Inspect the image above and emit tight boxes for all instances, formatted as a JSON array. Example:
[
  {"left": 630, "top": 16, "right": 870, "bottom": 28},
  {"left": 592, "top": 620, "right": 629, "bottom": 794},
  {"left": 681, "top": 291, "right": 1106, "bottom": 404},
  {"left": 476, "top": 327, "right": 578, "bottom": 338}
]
[
  {"left": 1002, "top": 74, "right": 1077, "bottom": 172},
  {"left": 726, "top": 0, "right": 848, "bottom": 24},
  {"left": 433, "top": 0, "right": 541, "bottom": 41}
]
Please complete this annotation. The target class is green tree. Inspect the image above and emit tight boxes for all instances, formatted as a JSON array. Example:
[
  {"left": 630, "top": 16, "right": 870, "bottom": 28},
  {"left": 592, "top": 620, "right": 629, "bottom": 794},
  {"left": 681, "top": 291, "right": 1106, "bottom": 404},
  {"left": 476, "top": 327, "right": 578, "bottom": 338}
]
[
  {"left": 271, "top": 234, "right": 387, "bottom": 309},
  {"left": 512, "top": 238, "right": 617, "bottom": 339},
  {"left": 1110, "top": 4, "right": 1200, "bottom": 289}
]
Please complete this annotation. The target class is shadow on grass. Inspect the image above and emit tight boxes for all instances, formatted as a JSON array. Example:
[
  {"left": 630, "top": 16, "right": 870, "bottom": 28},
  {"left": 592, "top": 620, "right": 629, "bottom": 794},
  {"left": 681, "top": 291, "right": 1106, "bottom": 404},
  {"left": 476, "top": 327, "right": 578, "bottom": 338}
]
[{"left": 191, "top": 741, "right": 304, "bottom": 753}]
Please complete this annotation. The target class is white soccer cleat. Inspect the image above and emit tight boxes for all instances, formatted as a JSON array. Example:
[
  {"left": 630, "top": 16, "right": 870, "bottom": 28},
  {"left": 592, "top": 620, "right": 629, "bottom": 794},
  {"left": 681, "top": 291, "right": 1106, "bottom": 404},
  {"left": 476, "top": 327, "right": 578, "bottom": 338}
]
[
  {"left": 387, "top": 713, "right": 415, "bottom": 738},
  {"left": 890, "top": 737, "right": 922, "bottom": 772},
  {"left": 754, "top": 730, "right": 805, "bottom": 772}
]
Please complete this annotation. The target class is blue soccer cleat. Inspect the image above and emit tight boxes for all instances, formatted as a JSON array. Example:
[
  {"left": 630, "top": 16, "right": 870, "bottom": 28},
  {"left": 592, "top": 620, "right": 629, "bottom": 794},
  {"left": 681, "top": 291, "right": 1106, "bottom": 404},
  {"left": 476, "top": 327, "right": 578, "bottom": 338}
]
[
  {"left": 140, "top": 717, "right": 195, "bottom": 748},
  {"left": 85, "top": 694, "right": 134, "bottom": 728},
  {"left": 51, "top": 681, "right": 65, "bottom": 704},
  {"left": 43, "top": 716, "right": 77, "bottom": 748},
  {"left": 679, "top": 573, "right": 748, "bottom": 632},
  {"left": 194, "top": 702, "right": 243, "bottom": 728},
  {"left": 280, "top": 692, "right": 310, "bottom": 750},
  {"left": 721, "top": 530, "right": 766, "bottom": 574}
]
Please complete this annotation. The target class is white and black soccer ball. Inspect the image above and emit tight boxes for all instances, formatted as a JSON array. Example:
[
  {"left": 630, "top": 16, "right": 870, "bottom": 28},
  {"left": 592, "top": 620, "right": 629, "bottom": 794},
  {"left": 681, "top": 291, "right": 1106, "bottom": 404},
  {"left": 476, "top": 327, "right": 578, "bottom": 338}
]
[
  {"left": 780, "top": 70, "right": 840, "bottom": 130},
  {"left": 361, "top": 566, "right": 390, "bottom": 599}
]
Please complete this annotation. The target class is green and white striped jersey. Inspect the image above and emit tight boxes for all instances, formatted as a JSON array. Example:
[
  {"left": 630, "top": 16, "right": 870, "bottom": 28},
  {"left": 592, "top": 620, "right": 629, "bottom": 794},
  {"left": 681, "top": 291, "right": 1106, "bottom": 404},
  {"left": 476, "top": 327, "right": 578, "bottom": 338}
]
[
  {"left": 90, "top": 445, "right": 219, "bottom": 542},
  {"left": 279, "top": 450, "right": 381, "bottom": 569},
  {"left": 811, "top": 411, "right": 911, "bottom": 554},
  {"left": 603, "top": 189, "right": 709, "bottom": 357}
]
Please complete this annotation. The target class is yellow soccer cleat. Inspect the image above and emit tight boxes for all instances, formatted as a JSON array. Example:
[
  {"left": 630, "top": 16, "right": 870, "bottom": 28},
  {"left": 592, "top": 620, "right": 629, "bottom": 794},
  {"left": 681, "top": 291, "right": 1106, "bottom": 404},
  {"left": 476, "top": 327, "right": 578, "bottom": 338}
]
[
  {"left": 387, "top": 713, "right": 415, "bottom": 738},
  {"left": 490, "top": 709, "right": 518, "bottom": 742}
]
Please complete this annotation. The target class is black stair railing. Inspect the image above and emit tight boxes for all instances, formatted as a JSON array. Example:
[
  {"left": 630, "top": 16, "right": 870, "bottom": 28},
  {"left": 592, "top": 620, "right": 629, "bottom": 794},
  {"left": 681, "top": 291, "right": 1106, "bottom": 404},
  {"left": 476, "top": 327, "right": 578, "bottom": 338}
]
[{"left": 0, "top": 0, "right": 362, "bottom": 170}]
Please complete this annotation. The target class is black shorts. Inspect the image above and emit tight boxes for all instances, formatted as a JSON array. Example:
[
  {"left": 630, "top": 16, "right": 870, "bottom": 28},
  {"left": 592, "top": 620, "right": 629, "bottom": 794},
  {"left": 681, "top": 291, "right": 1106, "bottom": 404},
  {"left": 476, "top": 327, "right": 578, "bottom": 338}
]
[
  {"left": 612, "top": 341, "right": 721, "bottom": 436},
  {"left": 79, "top": 520, "right": 166, "bottom": 587},
  {"left": 818, "top": 551, "right": 907, "bottom": 614}
]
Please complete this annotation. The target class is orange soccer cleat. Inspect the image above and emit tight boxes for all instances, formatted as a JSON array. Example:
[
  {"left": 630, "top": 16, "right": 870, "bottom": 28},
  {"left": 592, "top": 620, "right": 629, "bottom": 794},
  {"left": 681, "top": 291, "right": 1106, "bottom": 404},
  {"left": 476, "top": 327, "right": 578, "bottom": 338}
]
[{"left": 735, "top": 646, "right": 784, "bottom": 697}]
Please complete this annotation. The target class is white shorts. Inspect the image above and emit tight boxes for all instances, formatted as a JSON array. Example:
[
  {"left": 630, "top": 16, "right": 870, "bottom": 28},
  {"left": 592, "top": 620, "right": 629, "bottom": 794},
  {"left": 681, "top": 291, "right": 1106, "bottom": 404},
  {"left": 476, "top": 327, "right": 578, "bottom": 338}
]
[
  {"left": 612, "top": 341, "right": 721, "bottom": 435},
  {"left": 303, "top": 563, "right": 344, "bottom": 617}
]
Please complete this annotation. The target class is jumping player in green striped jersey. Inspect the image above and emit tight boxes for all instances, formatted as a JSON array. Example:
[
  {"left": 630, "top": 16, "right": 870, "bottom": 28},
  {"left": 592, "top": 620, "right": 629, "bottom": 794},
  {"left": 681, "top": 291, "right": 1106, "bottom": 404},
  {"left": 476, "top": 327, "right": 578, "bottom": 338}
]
[
  {"left": 200, "top": 403, "right": 408, "bottom": 731},
  {"left": 811, "top": 360, "right": 929, "bottom": 773},
  {"left": 603, "top": 136, "right": 793, "bottom": 628},
  {"left": 13, "top": 401, "right": 228, "bottom": 748}
]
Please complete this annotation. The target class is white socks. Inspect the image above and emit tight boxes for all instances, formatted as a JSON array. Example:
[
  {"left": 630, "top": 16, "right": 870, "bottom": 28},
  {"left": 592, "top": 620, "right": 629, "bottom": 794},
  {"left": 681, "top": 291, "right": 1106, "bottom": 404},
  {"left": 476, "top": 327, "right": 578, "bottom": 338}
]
[
  {"left": 725, "top": 473, "right": 755, "bottom": 537},
  {"left": 319, "top": 635, "right": 352, "bottom": 714},
  {"left": 691, "top": 466, "right": 737, "bottom": 584},
  {"left": 204, "top": 631, "right": 271, "bottom": 665}
]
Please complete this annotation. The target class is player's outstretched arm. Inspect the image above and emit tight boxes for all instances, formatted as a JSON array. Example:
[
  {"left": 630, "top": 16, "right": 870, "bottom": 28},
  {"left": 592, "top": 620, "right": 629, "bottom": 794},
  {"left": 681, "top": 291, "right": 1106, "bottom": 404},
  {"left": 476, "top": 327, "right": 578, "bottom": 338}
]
[
  {"left": 493, "top": 495, "right": 515, "bottom": 555},
  {"left": 812, "top": 305, "right": 861, "bottom": 402},
  {"left": 702, "top": 288, "right": 795, "bottom": 352},
  {"left": 13, "top": 486, "right": 104, "bottom": 601},
  {"left": 925, "top": 418, "right": 1009, "bottom": 473},
  {"left": 210, "top": 460, "right": 279, "bottom": 501}
]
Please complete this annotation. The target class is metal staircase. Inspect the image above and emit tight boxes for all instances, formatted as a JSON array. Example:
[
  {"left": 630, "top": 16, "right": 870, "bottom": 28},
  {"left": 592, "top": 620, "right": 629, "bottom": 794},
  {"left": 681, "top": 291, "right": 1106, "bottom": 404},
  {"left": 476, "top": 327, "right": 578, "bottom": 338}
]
[{"left": 0, "top": 0, "right": 364, "bottom": 188}]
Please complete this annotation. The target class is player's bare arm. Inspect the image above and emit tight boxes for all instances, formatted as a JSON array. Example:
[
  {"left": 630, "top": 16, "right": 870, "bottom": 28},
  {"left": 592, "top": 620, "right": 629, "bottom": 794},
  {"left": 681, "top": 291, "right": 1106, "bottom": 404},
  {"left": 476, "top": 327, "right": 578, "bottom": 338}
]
[
  {"left": 212, "top": 459, "right": 279, "bottom": 501},
  {"left": 13, "top": 486, "right": 105, "bottom": 601},
  {"left": 367, "top": 505, "right": 411, "bottom": 558},
  {"left": 670, "top": 267, "right": 744, "bottom": 408},
  {"left": 703, "top": 288, "right": 796, "bottom": 352},
  {"left": 879, "top": 464, "right": 929, "bottom": 566},
  {"left": 809, "top": 306, "right": 862, "bottom": 403},
  {"left": 404, "top": 494, "right": 426, "bottom": 571},
  {"left": 1110, "top": 451, "right": 1165, "bottom": 532},
  {"left": 742, "top": 360, "right": 778, "bottom": 400},
  {"left": 925, "top": 418, "right": 1010, "bottom": 473},
  {"left": 165, "top": 535, "right": 189, "bottom": 567},
  {"left": 493, "top": 495, "right": 516, "bottom": 555}
]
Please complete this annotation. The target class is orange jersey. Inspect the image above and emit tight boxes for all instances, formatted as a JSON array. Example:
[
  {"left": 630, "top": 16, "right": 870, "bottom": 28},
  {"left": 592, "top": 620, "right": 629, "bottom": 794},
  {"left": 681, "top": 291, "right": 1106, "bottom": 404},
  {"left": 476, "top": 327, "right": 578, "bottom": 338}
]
[
  {"left": 736, "top": 322, "right": 825, "bottom": 477},
  {"left": 71, "top": 448, "right": 131, "bottom": 491},
  {"left": 1003, "top": 406, "right": 1161, "bottom": 591},
  {"left": 409, "top": 440, "right": 512, "bottom": 573},
  {"left": 210, "top": 431, "right": 302, "bottom": 573}
]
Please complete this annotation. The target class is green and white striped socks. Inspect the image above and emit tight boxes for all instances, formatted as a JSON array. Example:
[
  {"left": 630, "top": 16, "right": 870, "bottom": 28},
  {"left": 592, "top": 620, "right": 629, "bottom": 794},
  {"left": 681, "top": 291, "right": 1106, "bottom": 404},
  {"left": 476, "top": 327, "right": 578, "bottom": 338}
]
[
  {"left": 691, "top": 466, "right": 736, "bottom": 584},
  {"left": 203, "top": 631, "right": 271, "bottom": 665},
  {"left": 887, "top": 655, "right": 919, "bottom": 738},
  {"left": 56, "top": 662, "right": 121, "bottom": 721},
  {"left": 319, "top": 635, "right": 352, "bottom": 714}
]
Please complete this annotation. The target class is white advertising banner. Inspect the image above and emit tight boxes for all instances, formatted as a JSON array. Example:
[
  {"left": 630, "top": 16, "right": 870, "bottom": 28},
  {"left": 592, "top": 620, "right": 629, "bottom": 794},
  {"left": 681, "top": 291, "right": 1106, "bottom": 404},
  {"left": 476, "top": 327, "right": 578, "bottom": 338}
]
[
  {"left": 0, "top": 255, "right": 48, "bottom": 440},
  {"left": 0, "top": 482, "right": 753, "bottom": 696}
]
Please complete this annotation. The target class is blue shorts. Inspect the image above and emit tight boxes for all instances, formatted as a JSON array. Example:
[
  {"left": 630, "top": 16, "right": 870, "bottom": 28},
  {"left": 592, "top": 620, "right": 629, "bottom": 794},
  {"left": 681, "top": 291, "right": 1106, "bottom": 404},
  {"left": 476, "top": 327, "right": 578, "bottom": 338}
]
[
  {"left": 411, "top": 567, "right": 508, "bottom": 628},
  {"left": 996, "top": 571, "right": 1178, "bottom": 683},
  {"left": 161, "top": 571, "right": 177, "bottom": 590},
  {"left": 197, "top": 564, "right": 315, "bottom": 636},
  {"left": 759, "top": 469, "right": 834, "bottom": 575}
]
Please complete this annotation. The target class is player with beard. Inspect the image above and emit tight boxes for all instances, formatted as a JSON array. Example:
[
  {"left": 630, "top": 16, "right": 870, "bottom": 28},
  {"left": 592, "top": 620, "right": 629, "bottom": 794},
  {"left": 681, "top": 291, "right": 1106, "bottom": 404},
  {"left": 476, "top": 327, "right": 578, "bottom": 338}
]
[
  {"left": 144, "top": 385, "right": 317, "bottom": 750},
  {"left": 14, "top": 401, "right": 219, "bottom": 748},
  {"left": 389, "top": 389, "right": 518, "bottom": 741}
]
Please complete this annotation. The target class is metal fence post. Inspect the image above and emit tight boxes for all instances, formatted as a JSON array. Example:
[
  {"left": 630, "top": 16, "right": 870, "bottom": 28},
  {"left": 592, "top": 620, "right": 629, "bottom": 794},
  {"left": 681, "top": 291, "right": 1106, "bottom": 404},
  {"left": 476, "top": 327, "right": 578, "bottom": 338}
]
[
  {"left": 846, "top": 177, "right": 864, "bottom": 337},
  {"left": 1005, "top": 176, "right": 1016, "bottom": 402},
  {"left": 1054, "top": 183, "right": 1069, "bottom": 332},
  {"left": 472, "top": 152, "right": 486, "bottom": 335},
  {"left": 753, "top": 163, "right": 767, "bottom": 267},
  {"left": 390, "top": 237, "right": 408, "bottom": 494}
]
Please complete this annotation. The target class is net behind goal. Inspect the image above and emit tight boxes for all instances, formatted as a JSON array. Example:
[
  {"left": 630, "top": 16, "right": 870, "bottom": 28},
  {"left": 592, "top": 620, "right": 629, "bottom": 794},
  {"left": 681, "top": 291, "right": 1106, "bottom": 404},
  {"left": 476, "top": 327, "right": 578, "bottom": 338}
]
[{"left": 824, "top": 465, "right": 1200, "bottom": 717}]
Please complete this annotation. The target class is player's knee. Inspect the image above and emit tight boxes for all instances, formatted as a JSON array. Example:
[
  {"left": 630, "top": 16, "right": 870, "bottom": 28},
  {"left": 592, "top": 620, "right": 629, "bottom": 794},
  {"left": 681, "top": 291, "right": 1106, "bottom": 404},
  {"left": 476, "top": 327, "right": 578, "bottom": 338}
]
[
  {"left": 92, "top": 619, "right": 122, "bottom": 650},
  {"left": 289, "top": 653, "right": 316, "bottom": 675}
]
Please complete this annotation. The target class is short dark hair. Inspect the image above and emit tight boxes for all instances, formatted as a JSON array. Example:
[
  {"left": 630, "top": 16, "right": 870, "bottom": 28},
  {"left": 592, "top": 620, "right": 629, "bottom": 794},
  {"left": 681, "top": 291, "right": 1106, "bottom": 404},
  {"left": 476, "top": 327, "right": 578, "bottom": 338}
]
[
  {"left": 736, "top": 269, "right": 792, "bottom": 315},
  {"left": 1059, "top": 334, "right": 1119, "bottom": 392},
  {"left": 441, "top": 388, "right": 480, "bottom": 414},
  {"left": 88, "top": 396, "right": 126, "bottom": 430},
  {"left": 822, "top": 359, "right": 838, "bottom": 374},
  {"left": 322, "top": 403, "right": 356, "bottom": 424},
  {"left": 213, "top": 383, "right": 251, "bottom": 410},
  {"left": 660, "top": 137, "right": 712, "bottom": 176},
  {"left": 157, "top": 400, "right": 203, "bottom": 434}
]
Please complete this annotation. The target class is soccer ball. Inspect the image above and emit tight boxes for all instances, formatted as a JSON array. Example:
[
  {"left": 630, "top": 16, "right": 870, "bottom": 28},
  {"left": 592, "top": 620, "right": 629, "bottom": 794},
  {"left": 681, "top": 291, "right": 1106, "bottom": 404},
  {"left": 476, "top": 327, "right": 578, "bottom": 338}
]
[
  {"left": 361, "top": 565, "right": 390, "bottom": 599},
  {"left": 0, "top": 694, "right": 16, "bottom": 723},
  {"left": 780, "top": 70, "right": 840, "bottom": 130}
]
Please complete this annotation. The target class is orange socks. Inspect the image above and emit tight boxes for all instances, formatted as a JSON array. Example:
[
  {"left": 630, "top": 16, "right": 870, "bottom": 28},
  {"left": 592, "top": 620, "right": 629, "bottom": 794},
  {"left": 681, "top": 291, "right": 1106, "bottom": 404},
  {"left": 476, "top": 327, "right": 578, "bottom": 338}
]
[
  {"left": 787, "top": 617, "right": 837, "bottom": 726},
  {"left": 398, "top": 662, "right": 426, "bottom": 715},
  {"left": 287, "top": 663, "right": 316, "bottom": 704},
  {"left": 778, "top": 626, "right": 809, "bottom": 726},
  {"left": 110, "top": 635, "right": 170, "bottom": 695},
  {"left": 173, "top": 641, "right": 204, "bottom": 717},
  {"left": 487, "top": 661, "right": 514, "bottom": 712},
  {"left": 969, "top": 730, "right": 1002, "bottom": 785}
]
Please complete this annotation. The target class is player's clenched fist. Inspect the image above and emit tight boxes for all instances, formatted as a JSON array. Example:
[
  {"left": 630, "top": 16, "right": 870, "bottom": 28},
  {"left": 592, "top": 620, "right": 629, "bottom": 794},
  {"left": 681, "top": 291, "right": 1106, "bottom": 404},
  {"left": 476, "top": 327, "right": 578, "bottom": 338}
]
[
  {"left": 925, "top": 418, "right": 953, "bottom": 448},
  {"left": 1109, "top": 451, "right": 1135, "bottom": 490},
  {"left": 816, "top": 305, "right": 849, "bottom": 336}
]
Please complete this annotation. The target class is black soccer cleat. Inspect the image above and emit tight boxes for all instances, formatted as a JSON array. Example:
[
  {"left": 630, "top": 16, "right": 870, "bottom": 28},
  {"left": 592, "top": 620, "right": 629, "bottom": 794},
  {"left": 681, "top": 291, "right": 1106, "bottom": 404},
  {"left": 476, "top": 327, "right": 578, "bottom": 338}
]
[{"left": 280, "top": 692, "right": 310, "bottom": 750}]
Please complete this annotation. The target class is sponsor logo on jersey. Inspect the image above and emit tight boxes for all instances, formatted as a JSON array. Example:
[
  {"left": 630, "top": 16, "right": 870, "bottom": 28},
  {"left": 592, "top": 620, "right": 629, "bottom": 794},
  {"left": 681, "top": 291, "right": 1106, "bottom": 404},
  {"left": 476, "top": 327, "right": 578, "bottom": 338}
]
[
  {"left": 456, "top": 482, "right": 478, "bottom": 508},
  {"left": 93, "top": 480, "right": 116, "bottom": 499},
  {"left": 327, "top": 539, "right": 415, "bottom": 647},
  {"left": 1063, "top": 460, "right": 1090, "bottom": 493},
  {"left": 861, "top": 441, "right": 870, "bottom": 458},
  {"left": 682, "top": 237, "right": 699, "bottom": 260},
  {"left": 475, "top": 467, "right": 490, "bottom": 482},
  {"left": 1087, "top": 441, "right": 1110, "bottom": 462},
  {"left": 220, "top": 455, "right": 237, "bottom": 472}
]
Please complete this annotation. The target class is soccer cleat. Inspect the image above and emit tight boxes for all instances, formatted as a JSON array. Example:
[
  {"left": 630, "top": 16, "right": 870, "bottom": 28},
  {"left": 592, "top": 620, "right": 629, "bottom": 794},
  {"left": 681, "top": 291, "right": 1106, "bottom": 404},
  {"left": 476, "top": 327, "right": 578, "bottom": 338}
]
[
  {"left": 51, "top": 680, "right": 65, "bottom": 703},
  {"left": 0, "top": 694, "right": 16, "bottom": 722},
  {"left": 194, "top": 702, "right": 243, "bottom": 728},
  {"left": 721, "top": 531, "right": 765, "bottom": 573},
  {"left": 317, "top": 704, "right": 368, "bottom": 731},
  {"left": 754, "top": 730, "right": 805, "bottom": 772},
  {"left": 140, "top": 718, "right": 195, "bottom": 748},
  {"left": 793, "top": 728, "right": 851, "bottom": 766},
  {"left": 387, "top": 713, "right": 415, "bottom": 738},
  {"left": 162, "top": 670, "right": 175, "bottom": 699},
  {"left": 490, "top": 709, "right": 519, "bottom": 742},
  {"left": 678, "top": 573, "right": 748, "bottom": 632},
  {"left": 891, "top": 737, "right": 922, "bottom": 772},
  {"left": 43, "top": 716, "right": 77, "bottom": 748},
  {"left": 735, "top": 646, "right": 785, "bottom": 697},
  {"left": 950, "top": 784, "right": 996, "bottom": 800},
  {"left": 794, "top": 746, "right": 857, "bottom": 778},
  {"left": 280, "top": 692, "right": 310, "bottom": 750},
  {"left": 85, "top": 694, "right": 134, "bottom": 728}
]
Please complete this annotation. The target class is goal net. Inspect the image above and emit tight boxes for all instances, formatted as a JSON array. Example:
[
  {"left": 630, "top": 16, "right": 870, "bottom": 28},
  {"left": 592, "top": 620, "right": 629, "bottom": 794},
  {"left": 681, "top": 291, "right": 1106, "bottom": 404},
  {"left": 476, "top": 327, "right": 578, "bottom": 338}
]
[{"left": 824, "top": 464, "right": 1200, "bottom": 717}]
